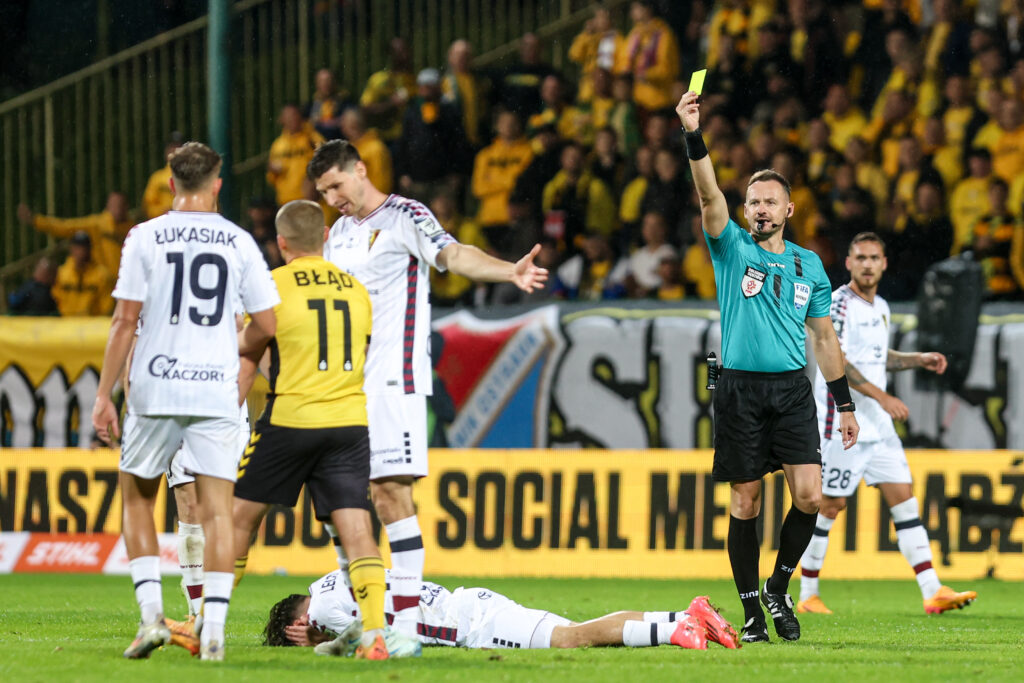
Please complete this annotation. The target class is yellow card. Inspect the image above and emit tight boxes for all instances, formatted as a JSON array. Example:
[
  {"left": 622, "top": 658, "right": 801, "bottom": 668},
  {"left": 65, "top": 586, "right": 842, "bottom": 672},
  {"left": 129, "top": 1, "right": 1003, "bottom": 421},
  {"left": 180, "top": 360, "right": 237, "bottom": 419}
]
[{"left": 688, "top": 68, "right": 707, "bottom": 95}]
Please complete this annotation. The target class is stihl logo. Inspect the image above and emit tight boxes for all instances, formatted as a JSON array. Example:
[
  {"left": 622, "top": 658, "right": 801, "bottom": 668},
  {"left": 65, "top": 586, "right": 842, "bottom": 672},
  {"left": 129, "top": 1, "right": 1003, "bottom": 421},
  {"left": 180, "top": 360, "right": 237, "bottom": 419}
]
[
  {"left": 14, "top": 534, "right": 119, "bottom": 573},
  {"left": 26, "top": 541, "right": 102, "bottom": 566}
]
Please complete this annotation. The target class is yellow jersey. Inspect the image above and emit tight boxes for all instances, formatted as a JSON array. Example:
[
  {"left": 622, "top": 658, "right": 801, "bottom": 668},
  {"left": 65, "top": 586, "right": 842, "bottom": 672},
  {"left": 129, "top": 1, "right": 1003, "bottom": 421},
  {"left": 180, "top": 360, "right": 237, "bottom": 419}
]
[{"left": 263, "top": 255, "right": 372, "bottom": 429}]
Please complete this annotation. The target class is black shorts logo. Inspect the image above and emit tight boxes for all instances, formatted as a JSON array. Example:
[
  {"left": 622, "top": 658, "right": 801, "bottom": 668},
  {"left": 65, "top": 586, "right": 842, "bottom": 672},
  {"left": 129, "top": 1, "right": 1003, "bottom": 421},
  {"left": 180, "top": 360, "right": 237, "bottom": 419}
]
[{"left": 741, "top": 266, "right": 766, "bottom": 298}]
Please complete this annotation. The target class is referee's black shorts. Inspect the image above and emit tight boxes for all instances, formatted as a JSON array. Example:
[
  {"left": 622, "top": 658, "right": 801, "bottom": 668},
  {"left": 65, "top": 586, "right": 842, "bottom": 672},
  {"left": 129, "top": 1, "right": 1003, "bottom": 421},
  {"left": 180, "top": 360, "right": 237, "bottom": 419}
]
[
  {"left": 234, "top": 417, "right": 372, "bottom": 519},
  {"left": 712, "top": 368, "right": 821, "bottom": 483}
]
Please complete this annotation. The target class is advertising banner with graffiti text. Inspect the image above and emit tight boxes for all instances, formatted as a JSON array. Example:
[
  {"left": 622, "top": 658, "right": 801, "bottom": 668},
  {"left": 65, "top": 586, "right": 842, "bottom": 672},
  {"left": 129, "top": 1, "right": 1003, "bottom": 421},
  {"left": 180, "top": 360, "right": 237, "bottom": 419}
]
[
  {"left": 433, "top": 306, "right": 1024, "bottom": 450},
  {"left": 4, "top": 309, "right": 1024, "bottom": 450},
  {"left": 1, "top": 449, "right": 1021, "bottom": 580}
]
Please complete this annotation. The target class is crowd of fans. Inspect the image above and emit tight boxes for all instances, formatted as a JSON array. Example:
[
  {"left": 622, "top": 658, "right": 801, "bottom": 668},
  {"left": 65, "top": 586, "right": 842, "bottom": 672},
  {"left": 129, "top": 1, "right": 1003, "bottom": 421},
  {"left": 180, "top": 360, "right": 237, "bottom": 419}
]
[{"left": 10, "top": 0, "right": 1024, "bottom": 315}]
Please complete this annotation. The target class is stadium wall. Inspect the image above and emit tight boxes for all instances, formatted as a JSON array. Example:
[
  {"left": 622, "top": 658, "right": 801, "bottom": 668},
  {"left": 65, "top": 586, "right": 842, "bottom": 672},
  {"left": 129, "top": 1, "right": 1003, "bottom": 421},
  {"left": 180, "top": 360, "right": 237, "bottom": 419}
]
[
  {"left": 5, "top": 306, "right": 1024, "bottom": 449},
  {"left": 0, "top": 449, "right": 1020, "bottom": 579}
]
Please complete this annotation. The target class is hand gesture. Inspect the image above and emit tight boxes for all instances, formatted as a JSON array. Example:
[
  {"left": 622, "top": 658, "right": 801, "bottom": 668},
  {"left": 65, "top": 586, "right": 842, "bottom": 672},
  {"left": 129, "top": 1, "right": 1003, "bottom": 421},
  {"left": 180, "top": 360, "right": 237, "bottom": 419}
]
[
  {"left": 92, "top": 394, "right": 120, "bottom": 445},
  {"left": 919, "top": 352, "right": 947, "bottom": 374},
  {"left": 512, "top": 243, "right": 550, "bottom": 293},
  {"left": 839, "top": 411, "right": 859, "bottom": 450},
  {"left": 284, "top": 623, "right": 315, "bottom": 647},
  {"left": 675, "top": 90, "right": 701, "bottom": 132},
  {"left": 879, "top": 394, "right": 909, "bottom": 421}
]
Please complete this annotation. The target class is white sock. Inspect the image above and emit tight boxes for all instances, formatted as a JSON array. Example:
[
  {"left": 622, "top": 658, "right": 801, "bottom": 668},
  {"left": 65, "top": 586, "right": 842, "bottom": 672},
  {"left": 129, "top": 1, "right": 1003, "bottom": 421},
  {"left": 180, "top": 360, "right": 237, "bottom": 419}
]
[
  {"left": 386, "top": 515, "right": 424, "bottom": 636},
  {"left": 323, "top": 523, "right": 350, "bottom": 586},
  {"left": 201, "top": 571, "right": 233, "bottom": 648},
  {"left": 890, "top": 497, "right": 941, "bottom": 598},
  {"left": 799, "top": 513, "right": 835, "bottom": 602},
  {"left": 177, "top": 522, "right": 205, "bottom": 616},
  {"left": 622, "top": 620, "right": 677, "bottom": 647},
  {"left": 129, "top": 556, "right": 163, "bottom": 625},
  {"left": 642, "top": 611, "right": 690, "bottom": 623}
]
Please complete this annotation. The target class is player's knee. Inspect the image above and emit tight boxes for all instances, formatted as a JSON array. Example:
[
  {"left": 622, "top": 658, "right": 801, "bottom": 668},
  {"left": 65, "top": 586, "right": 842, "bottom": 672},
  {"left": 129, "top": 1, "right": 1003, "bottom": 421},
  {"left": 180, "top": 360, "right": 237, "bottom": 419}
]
[
  {"left": 548, "top": 626, "right": 580, "bottom": 648},
  {"left": 729, "top": 491, "right": 761, "bottom": 519},
  {"left": 370, "top": 477, "right": 415, "bottom": 523},
  {"left": 794, "top": 488, "right": 821, "bottom": 514},
  {"left": 821, "top": 497, "right": 846, "bottom": 517}
]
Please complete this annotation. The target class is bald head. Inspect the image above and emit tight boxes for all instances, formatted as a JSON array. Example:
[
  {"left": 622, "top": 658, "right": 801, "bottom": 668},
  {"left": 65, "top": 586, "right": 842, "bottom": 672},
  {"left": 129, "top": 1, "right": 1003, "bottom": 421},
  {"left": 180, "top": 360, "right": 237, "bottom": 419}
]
[{"left": 275, "top": 200, "right": 327, "bottom": 256}]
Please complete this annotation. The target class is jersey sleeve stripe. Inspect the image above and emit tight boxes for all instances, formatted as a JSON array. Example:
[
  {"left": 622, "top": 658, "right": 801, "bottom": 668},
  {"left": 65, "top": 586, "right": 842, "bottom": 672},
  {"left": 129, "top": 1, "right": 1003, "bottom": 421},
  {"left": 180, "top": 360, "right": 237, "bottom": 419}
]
[
  {"left": 417, "top": 623, "right": 458, "bottom": 643},
  {"left": 403, "top": 255, "right": 418, "bottom": 394},
  {"left": 823, "top": 391, "right": 835, "bottom": 440}
]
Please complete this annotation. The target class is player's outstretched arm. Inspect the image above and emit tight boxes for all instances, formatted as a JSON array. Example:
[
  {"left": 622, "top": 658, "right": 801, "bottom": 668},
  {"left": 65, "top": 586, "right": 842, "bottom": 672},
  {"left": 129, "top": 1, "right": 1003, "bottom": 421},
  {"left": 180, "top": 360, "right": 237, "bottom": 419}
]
[
  {"left": 437, "top": 243, "right": 549, "bottom": 293},
  {"left": 92, "top": 299, "right": 143, "bottom": 444},
  {"left": 887, "top": 349, "right": 947, "bottom": 374},
  {"left": 807, "top": 315, "right": 859, "bottom": 449},
  {"left": 675, "top": 91, "right": 729, "bottom": 238}
]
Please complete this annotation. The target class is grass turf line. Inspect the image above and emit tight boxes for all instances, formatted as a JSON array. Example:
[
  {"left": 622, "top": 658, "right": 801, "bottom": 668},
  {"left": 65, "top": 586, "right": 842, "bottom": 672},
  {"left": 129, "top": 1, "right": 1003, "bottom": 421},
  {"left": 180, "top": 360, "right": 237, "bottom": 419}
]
[{"left": 0, "top": 574, "right": 1020, "bottom": 682}]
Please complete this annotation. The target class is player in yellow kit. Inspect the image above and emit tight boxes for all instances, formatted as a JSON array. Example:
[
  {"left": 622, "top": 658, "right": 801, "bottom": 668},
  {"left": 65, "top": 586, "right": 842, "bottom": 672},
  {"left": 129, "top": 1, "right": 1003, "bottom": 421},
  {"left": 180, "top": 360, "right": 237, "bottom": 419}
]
[{"left": 227, "top": 199, "right": 418, "bottom": 660}]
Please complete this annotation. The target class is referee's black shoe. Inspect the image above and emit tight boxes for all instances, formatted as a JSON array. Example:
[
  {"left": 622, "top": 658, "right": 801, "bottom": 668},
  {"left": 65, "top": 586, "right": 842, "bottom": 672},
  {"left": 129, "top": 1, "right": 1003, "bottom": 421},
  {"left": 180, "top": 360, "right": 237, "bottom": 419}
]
[
  {"left": 760, "top": 580, "right": 800, "bottom": 640},
  {"left": 739, "top": 616, "right": 770, "bottom": 643}
]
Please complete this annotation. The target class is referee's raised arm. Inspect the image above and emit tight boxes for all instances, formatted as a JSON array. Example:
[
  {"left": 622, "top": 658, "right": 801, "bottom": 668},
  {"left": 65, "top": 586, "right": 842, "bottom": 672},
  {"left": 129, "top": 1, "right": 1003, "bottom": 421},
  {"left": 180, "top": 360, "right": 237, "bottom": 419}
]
[{"left": 675, "top": 91, "right": 729, "bottom": 238}]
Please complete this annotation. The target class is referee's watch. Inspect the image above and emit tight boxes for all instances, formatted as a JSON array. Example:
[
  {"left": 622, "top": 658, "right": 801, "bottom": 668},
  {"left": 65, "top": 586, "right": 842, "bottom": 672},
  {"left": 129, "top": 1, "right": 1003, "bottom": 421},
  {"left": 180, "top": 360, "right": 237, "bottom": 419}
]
[{"left": 836, "top": 402, "right": 856, "bottom": 413}]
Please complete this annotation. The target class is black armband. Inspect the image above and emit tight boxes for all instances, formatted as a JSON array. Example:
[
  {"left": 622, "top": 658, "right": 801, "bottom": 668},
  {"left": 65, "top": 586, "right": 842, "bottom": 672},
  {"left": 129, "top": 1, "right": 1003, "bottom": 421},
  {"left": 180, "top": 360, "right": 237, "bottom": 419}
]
[
  {"left": 826, "top": 375, "right": 853, "bottom": 407},
  {"left": 684, "top": 128, "right": 708, "bottom": 161}
]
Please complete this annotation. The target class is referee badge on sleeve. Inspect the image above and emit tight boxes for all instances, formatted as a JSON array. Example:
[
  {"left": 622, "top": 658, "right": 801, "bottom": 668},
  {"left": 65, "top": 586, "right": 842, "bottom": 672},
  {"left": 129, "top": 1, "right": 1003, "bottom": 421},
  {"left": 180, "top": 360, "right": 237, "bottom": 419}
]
[
  {"left": 793, "top": 282, "right": 810, "bottom": 310},
  {"left": 741, "top": 266, "right": 766, "bottom": 297}
]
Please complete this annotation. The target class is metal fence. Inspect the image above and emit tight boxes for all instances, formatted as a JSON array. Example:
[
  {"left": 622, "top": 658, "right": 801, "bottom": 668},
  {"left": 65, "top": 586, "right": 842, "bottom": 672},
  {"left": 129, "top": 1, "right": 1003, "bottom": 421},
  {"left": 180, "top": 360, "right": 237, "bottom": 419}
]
[{"left": 0, "top": 0, "right": 628, "bottom": 302}]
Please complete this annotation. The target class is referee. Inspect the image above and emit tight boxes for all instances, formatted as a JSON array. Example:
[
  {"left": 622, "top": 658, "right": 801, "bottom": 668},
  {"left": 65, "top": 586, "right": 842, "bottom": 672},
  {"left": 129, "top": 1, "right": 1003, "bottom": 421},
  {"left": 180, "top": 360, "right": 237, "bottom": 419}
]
[{"left": 675, "top": 91, "right": 859, "bottom": 643}]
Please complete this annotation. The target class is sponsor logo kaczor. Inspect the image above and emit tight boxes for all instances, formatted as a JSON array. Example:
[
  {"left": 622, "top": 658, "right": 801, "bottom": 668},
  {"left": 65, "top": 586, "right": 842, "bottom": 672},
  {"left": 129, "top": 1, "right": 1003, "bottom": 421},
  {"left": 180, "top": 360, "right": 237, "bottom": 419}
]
[{"left": 148, "top": 354, "right": 224, "bottom": 382}]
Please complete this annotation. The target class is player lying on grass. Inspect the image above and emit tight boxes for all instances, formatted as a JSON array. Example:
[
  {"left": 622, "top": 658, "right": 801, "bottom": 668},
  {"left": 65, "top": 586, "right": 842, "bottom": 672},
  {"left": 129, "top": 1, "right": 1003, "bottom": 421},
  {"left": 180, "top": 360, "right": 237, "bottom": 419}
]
[{"left": 247, "top": 570, "right": 740, "bottom": 653}]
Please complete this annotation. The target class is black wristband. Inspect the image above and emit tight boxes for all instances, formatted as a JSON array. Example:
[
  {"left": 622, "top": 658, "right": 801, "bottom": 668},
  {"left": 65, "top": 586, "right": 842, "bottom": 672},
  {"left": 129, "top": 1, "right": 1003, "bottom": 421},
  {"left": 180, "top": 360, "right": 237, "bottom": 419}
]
[
  {"left": 826, "top": 375, "right": 853, "bottom": 407},
  {"left": 684, "top": 128, "right": 708, "bottom": 161}
]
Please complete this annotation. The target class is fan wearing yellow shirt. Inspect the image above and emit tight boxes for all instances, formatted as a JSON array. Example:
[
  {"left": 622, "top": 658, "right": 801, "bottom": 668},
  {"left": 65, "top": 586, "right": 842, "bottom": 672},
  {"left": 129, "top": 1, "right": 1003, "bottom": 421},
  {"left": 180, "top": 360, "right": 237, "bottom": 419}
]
[
  {"left": 360, "top": 37, "right": 416, "bottom": 144},
  {"left": 232, "top": 199, "right": 415, "bottom": 660},
  {"left": 339, "top": 108, "right": 393, "bottom": 194},
  {"left": 18, "top": 190, "right": 132, "bottom": 277},
  {"left": 267, "top": 105, "right": 325, "bottom": 206},
  {"left": 950, "top": 148, "right": 993, "bottom": 253},
  {"left": 142, "top": 133, "right": 184, "bottom": 219}
]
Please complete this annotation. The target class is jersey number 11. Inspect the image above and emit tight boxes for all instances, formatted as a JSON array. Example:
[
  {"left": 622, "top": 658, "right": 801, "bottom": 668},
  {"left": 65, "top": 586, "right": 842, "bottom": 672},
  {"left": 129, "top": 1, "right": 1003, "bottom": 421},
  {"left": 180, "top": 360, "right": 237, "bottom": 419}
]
[{"left": 308, "top": 298, "right": 353, "bottom": 372}]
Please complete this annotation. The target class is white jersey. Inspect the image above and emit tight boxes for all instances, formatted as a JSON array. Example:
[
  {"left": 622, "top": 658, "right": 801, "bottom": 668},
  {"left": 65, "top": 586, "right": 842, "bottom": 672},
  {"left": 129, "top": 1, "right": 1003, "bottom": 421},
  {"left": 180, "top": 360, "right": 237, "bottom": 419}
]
[
  {"left": 113, "top": 211, "right": 279, "bottom": 418},
  {"left": 814, "top": 284, "right": 897, "bottom": 443},
  {"left": 324, "top": 195, "right": 457, "bottom": 396},
  {"left": 306, "top": 570, "right": 504, "bottom": 648}
]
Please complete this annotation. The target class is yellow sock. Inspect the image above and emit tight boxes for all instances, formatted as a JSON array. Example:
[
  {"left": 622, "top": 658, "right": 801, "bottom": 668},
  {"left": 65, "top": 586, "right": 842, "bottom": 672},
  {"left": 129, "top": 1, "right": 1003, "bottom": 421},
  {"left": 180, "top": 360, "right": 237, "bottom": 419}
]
[
  {"left": 347, "top": 556, "right": 387, "bottom": 632},
  {"left": 233, "top": 555, "right": 248, "bottom": 588}
]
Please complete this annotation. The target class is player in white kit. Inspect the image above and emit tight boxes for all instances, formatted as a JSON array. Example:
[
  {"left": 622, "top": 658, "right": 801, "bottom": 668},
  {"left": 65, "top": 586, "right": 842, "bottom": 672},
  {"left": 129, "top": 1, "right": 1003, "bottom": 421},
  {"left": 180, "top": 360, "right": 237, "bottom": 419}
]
[
  {"left": 308, "top": 140, "right": 548, "bottom": 636},
  {"left": 251, "top": 569, "right": 740, "bottom": 653},
  {"left": 124, "top": 311, "right": 251, "bottom": 622},
  {"left": 92, "top": 142, "right": 280, "bottom": 660},
  {"left": 798, "top": 232, "right": 976, "bottom": 615}
]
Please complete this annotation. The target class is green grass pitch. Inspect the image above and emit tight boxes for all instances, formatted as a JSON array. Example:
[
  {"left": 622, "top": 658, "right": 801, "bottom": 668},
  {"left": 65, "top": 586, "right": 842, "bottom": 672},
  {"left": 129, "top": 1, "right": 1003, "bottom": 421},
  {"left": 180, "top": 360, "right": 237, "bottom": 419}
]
[{"left": 0, "top": 574, "right": 1021, "bottom": 682}]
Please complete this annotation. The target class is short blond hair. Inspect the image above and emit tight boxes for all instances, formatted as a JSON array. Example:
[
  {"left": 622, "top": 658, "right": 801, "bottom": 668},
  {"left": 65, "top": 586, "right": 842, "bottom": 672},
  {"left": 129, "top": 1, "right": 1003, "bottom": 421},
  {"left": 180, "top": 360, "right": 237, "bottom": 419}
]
[{"left": 275, "top": 200, "right": 326, "bottom": 253}]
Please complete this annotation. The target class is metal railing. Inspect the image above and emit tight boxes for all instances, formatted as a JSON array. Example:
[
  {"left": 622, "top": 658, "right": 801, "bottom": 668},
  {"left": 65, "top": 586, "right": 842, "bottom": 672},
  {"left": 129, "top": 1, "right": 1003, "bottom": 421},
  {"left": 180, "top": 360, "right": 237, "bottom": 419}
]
[{"left": 0, "top": 0, "right": 628, "bottom": 304}]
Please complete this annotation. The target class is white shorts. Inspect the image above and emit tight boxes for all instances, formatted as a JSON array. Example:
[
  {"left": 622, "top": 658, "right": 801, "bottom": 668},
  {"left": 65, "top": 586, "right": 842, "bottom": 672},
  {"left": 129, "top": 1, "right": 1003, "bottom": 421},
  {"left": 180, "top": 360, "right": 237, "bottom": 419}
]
[
  {"left": 120, "top": 413, "right": 242, "bottom": 482},
  {"left": 367, "top": 393, "right": 428, "bottom": 480},
  {"left": 167, "top": 406, "right": 250, "bottom": 488},
  {"left": 456, "top": 589, "right": 572, "bottom": 650},
  {"left": 820, "top": 434, "right": 912, "bottom": 497}
]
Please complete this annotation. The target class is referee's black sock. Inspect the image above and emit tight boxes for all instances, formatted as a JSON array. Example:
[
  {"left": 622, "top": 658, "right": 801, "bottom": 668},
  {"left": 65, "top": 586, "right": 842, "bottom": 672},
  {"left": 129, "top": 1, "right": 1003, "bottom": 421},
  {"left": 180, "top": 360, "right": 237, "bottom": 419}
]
[
  {"left": 728, "top": 515, "right": 763, "bottom": 622},
  {"left": 766, "top": 506, "right": 817, "bottom": 595}
]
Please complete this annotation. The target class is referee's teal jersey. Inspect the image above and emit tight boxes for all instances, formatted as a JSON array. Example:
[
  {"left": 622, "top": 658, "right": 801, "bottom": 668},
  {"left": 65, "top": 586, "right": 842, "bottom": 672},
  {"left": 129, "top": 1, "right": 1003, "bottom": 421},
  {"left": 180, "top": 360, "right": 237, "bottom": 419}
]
[{"left": 706, "top": 219, "right": 831, "bottom": 372}]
